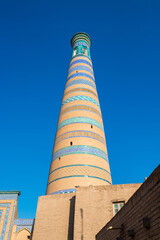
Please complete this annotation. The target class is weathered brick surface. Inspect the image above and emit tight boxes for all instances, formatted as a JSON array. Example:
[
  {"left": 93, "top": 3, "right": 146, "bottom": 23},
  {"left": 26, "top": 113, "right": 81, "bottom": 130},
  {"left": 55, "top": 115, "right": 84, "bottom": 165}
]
[
  {"left": 96, "top": 164, "right": 160, "bottom": 240},
  {"left": 74, "top": 184, "right": 141, "bottom": 240},
  {"left": 31, "top": 183, "right": 140, "bottom": 240},
  {"left": 32, "top": 193, "right": 76, "bottom": 240}
]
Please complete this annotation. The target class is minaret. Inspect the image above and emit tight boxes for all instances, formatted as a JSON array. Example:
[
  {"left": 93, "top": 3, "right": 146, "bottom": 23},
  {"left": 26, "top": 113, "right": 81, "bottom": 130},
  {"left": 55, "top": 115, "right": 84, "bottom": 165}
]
[{"left": 46, "top": 32, "right": 112, "bottom": 195}]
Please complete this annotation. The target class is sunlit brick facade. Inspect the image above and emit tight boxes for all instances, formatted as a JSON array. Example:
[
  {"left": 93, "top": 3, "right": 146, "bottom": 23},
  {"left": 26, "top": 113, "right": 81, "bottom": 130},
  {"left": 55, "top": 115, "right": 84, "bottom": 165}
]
[{"left": 46, "top": 33, "right": 112, "bottom": 195}]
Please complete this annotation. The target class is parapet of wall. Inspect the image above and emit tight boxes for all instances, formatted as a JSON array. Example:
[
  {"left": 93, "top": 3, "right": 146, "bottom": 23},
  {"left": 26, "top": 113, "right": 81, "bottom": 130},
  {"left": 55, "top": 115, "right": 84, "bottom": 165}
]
[
  {"left": 96, "top": 164, "right": 160, "bottom": 240},
  {"left": 74, "top": 183, "right": 141, "bottom": 240}
]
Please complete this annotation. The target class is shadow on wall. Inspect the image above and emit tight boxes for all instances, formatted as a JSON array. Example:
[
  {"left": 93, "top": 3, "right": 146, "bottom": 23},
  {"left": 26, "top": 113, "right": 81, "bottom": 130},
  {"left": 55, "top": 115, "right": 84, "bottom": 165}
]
[
  {"left": 68, "top": 196, "right": 76, "bottom": 240},
  {"left": 80, "top": 208, "right": 84, "bottom": 240}
]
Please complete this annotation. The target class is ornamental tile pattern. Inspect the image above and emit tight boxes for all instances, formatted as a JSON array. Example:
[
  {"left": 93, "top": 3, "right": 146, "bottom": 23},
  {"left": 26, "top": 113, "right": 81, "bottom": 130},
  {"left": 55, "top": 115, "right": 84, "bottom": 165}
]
[
  {"left": 73, "top": 41, "right": 89, "bottom": 48},
  {"left": 67, "top": 72, "right": 95, "bottom": 82},
  {"left": 57, "top": 117, "right": 104, "bottom": 131},
  {"left": 0, "top": 194, "right": 18, "bottom": 200},
  {"left": 54, "top": 130, "right": 105, "bottom": 145},
  {"left": 52, "top": 145, "right": 108, "bottom": 162},
  {"left": 70, "top": 59, "right": 92, "bottom": 68},
  {"left": 68, "top": 65, "right": 93, "bottom": 75},
  {"left": 64, "top": 87, "right": 97, "bottom": 97},
  {"left": 65, "top": 79, "right": 96, "bottom": 90},
  {"left": 14, "top": 219, "right": 35, "bottom": 233},
  {"left": 62, "top": 95, "right": 99, "bottom": 107},
  {"left": 46, "top": 33, "right": 112, "bottom": 195}
]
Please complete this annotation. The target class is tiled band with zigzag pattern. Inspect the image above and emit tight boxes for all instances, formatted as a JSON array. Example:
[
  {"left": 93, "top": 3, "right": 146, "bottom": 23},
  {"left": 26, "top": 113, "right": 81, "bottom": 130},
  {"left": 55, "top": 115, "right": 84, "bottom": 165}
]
[
  {"left": 49, "top": 164, "right": 110, "bottom": 175},
  {"left": 48, "top": 175, "right": 111, "bottom": 185},
  {"left": 48, "top": 166, "right": 111, "bottom": 185},
  {"left": 57, "top": 117, "right": 104, "bottom": 131},
  {"left": 62, "top": 95, "right": 99, "bottom": 107}
]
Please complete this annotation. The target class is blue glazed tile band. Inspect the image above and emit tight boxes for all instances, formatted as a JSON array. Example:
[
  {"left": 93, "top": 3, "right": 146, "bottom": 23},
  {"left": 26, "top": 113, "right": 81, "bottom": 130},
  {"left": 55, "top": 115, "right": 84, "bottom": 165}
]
[
  {"left": 68, "top": 65, "right": 93, "bottom": 75},
  {"left": 52, "top": 145, "right": 108, "bottom": 162},
  {"left": 73, "top": 41, "right": 89, "bottom": 48},
  {"left": 50, "top": 188, "right": 76, "bottom": 195},
  {"left": 65, "top": 79, "right": 96, "bottom": 90},
  {"left": 67, "top": 72, "right": 95, "bottom": 82},
  {"left": 70, "top": 59, "right": 92, "bottom": 68}
]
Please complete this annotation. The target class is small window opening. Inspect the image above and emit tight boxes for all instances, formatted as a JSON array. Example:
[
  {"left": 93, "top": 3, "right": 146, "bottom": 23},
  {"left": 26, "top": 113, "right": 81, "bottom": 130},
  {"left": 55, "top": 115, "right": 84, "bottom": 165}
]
[
  {"left": 91, "top": 125, "right": 93, "bottom": 128},
  {"left": 73, "top": 49, "right": 77, "bottom": 56},
  {"left": 76, "top": 70, "right": 78, "bottom": 73},
  {"left": 83, "top": 48, "right": 87, "bottom": 56},
  {"left": 113, "top": 202, "right": 125, "bottom": 215},
  {"left": 59, "top": 157, "right": 61, "bottom": 160},
  {"left": 70, "top": 141, "right": 73, "bottom": 146},
  {"left": 27, "top": 236, "right": 30, "bottom": 239}
]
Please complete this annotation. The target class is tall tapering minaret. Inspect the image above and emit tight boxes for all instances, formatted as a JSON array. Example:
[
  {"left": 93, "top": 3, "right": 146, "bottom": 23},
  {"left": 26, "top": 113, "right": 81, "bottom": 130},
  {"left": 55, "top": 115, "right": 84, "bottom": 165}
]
[{"left": 46, "top": 32, "right": 112, "bottom": 195}]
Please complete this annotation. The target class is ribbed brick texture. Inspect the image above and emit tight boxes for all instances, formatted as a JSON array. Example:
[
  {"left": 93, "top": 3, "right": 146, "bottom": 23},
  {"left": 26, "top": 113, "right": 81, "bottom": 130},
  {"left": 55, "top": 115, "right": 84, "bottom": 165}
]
[{"left": 46, "top": 33, "right": 112, "bottom": 195}]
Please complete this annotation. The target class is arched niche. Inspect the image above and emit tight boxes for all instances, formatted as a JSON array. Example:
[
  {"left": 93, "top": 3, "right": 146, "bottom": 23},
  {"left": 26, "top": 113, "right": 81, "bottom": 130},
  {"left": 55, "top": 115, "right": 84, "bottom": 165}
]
[{"left": 16, "top": 227, "right": 31, "bottom": 240}]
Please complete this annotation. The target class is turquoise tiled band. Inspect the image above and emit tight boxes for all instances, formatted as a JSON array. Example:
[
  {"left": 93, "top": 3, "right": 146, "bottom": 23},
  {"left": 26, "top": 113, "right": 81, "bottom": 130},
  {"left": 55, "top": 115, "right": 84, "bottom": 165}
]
[
  {"left": 48, "top": 175, "right": 111, "bottom": 185},
  {"left": 49, "top": 164, "right": 110, "bottom": 175},
  {"left": 57, "top": 117, "right": 104, "bottom": 131},
  {"left": 62, "top": 95, "right": 99, "bottom": 107},
  {"left": 52, "top": 145, "right": 108, "bottom": 162}
]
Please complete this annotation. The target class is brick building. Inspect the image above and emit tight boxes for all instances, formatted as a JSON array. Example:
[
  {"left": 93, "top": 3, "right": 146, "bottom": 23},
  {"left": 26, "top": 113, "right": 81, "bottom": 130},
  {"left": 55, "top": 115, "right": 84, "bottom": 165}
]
[{"left": 96, "top": 164, "right": 160, "bottom": 240}]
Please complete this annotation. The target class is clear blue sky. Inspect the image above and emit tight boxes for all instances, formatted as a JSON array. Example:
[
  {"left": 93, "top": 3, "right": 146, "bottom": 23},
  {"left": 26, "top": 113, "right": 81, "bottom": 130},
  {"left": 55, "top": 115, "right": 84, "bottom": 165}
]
[{"left": 0, "top": 0, "right": 159, "bottom": 218}]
